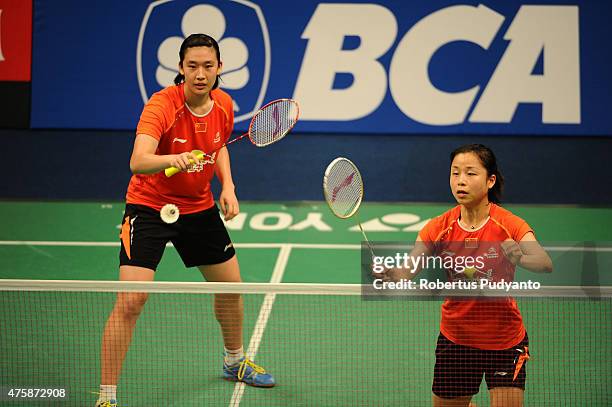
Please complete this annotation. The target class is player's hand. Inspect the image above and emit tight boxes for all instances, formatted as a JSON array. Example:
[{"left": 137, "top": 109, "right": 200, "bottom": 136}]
[
  {"left": 501, "top": 238, "right": 523, "bottom": 266},
  {"left": 219, "top": 187, "right": 239, "bottom": 221},
  {"left": 168, "top": 151, "right": 201, "bottom": 172},
  {"left": 371, "top": 264, "right": 411, "bottom": 282}
]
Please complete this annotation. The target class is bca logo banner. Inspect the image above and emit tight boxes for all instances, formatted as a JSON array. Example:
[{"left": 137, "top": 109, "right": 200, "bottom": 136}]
[
  {"left": 137, "top": 0, "right": 270, "bottom": 123},
  {"left": 295, "top": 4, "right": 581, "bottom": 125}
]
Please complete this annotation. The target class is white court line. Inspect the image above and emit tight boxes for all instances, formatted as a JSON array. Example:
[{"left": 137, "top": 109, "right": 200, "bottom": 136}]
[
  {"left": 228, "top": 244, "right": 292, "bottom": 407},
  {"left": 0, "top": 241, "right": 359, "bottom": 250},
  {"left": 0, "top": 240, "right": 611, "bottom": 252}
]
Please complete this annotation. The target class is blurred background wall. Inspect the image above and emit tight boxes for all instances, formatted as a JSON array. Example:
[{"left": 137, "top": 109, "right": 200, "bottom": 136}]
[{"left": 1, "top": 0, "right": 610, "bottom": 204}]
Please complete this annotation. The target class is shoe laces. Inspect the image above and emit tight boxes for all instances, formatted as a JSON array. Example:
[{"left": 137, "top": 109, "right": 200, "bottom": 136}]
[
  {"left": 237, "top": 358, "right": 266, "bottom": 380},
  {"left": 92, "top": 391, "right": 117, "bottom": 407}
]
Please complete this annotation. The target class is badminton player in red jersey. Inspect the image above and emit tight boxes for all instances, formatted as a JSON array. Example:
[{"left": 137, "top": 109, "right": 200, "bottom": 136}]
[
  {"left": 95, "top": 34, "right": 274, "bottom": 407},
  {"left": 382, "top": 144, "right": 552, "bottom": 407}
]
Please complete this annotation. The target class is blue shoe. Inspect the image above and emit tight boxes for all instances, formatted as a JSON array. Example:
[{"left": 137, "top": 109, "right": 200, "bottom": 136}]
[{"left": 223, "top": 357, "right": 276, "bottom": 387}]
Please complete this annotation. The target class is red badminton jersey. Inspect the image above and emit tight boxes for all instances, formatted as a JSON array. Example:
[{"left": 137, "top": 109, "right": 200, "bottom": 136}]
[
  {"left": 126, "top": 84, "right": 234, "bottom": 214},
  {"left": 419, "top": 204, "right": 533, "bottom": 350}
]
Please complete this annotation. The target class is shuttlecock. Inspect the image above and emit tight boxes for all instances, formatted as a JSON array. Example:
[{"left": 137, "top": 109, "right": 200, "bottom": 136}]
[{"left": 160, "top": 204, "right": 179, "bottom": 224}]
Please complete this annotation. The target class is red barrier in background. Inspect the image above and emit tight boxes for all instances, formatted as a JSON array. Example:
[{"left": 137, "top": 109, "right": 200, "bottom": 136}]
[{"left": 0, "top": 0, "right": 32, "bottom": 81}]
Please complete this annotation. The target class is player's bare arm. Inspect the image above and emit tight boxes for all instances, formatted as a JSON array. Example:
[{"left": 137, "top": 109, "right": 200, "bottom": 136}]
[
  {"left": 215, "top": 146, "right": 239, "bottom": 221},
  {"left": 130, "top": 133, "right": 201, "bottom": 174},
  {"left": 501, "top": 232, "right": 553, "bottom": 273}
]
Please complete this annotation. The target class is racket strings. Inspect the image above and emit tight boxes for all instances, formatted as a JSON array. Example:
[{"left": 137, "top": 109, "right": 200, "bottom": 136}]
[
  {"left": 324, "top": 160, "right": 363, "bottom": 218},
  {"left": 250, "top": 100, "right": 299, "bottom": 146}
]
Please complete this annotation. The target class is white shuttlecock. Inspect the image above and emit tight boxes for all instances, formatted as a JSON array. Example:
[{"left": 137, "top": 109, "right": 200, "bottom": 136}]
[{"left": 160, "top": 204, "right": 179, "bottom": 224}]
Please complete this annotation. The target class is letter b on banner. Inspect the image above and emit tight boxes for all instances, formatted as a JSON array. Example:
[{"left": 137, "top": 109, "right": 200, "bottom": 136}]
[{"left": 294, "top": 4, "right": 397, "bottom": 120}]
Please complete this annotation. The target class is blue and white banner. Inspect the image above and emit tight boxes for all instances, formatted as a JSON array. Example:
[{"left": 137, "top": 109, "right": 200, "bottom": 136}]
[{"left": 31, "top": 0, "right": 612, "bottom": 134}]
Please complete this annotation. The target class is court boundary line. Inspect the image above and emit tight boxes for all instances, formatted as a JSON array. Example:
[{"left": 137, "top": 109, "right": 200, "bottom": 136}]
[
  {"left": 229, "top": 244, "right": 292, "bottom": 406},
  {"left": 0, "top": 241, "right": 611, "bottom": 252}
]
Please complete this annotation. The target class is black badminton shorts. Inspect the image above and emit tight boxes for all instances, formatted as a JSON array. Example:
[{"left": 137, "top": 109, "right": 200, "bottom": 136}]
[{"left": 119, "top": 204, "right": 235, "bottom": 270}]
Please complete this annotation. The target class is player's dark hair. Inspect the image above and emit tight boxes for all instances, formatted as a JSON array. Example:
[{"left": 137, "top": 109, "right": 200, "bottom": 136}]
[
  {"left": 450, "top": 144, "right": 504, "bottom": 204},
  {"left": 174, "top": 33, "right": 221, "bottom": 89}
]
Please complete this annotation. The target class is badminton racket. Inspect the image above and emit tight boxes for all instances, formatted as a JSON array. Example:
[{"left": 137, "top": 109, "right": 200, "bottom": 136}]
[
  {"left": 323, "top": 157, "right": 375, "bottom": 259},
  {"left": 165, "top": 98, "right": 299, "bottom": 177}
]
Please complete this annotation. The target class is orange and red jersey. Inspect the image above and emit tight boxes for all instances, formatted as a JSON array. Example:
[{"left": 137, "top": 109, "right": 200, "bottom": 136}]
[
  {"left": 126, "top": 83, "right": 234, "bottom": 214},
  {"left": 419, "top": 204, "right": 533, "bottom": 350}
]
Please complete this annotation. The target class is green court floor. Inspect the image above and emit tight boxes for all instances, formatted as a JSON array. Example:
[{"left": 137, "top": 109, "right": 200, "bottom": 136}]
[
  {"left": 1, "top": 201, "right": 611, "bottom": 282},
  {"left": 1, "top": 201, "right": 611, "bottom": 406}
]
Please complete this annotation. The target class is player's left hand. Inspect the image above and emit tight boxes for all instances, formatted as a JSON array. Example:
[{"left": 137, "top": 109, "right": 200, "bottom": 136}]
[
  {"left": 219, "top": 187, "right": 239, "bottom": 221},
  {"left": 501, "top": 238, "right": 523, "bottom": 266}
]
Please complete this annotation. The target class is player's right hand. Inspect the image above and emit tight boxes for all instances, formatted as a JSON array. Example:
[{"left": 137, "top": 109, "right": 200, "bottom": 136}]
[
  {"left": 371, "top": 265, "right": 411, "bottom": 282},
  {"left": 169, "top": 151, "right": 201, "bottom": 172}
]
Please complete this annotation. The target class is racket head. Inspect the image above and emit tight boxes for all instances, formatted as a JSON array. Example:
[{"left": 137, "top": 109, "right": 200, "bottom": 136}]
[
  {"left": 323, "top": 157, "right": 364, "bottom": 219},
  {"left": 248, "top": 98, "right": 299, "bottom": 147}
]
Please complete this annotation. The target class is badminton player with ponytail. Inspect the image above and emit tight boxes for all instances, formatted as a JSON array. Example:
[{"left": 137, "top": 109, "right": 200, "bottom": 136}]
[
  {"left": 381, "top": 144, "right": 552, "bottom": 407},
  {"left": 95, "top": 34, "right": 275, "bottom": 407}
]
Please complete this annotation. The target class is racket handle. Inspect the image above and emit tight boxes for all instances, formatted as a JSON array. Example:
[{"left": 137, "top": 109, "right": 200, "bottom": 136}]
[
  {"left": 164, "top": 166, "right": 181, "bottom": 177},
  {"left": 164, "top": 153, "right": 206, "bottom": 178},
  {"left": 358, "top": 222, "right": 376, "bottom": 259}
]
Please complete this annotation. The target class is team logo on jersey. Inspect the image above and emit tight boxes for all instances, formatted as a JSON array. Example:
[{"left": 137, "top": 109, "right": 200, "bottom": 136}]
[
  {"left": 137, "top": 0, "right": 271, "bottom": 125},
  {"left": 214, "top": 131, "right": 221, "bottom": 143},
  {"left": 203, "top": 152, "right": 217, "bottom": 165},
  {"left": 188, "top": 151, "right": 217, "bottom": 169},
  {"left": 187, "top": 162, "right": 205, "bottom": 173},
  {"left": 484, "top": 246, "right": 499, "bottom": 259}
]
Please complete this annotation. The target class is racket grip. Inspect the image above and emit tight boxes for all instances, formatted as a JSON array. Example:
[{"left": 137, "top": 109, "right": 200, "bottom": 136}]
[
  {"left": 164, "top": 153, "right": 205, "bottom": 178},
  {"left": 164, "top": 166, "right": 182, "bottom": 177}
]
